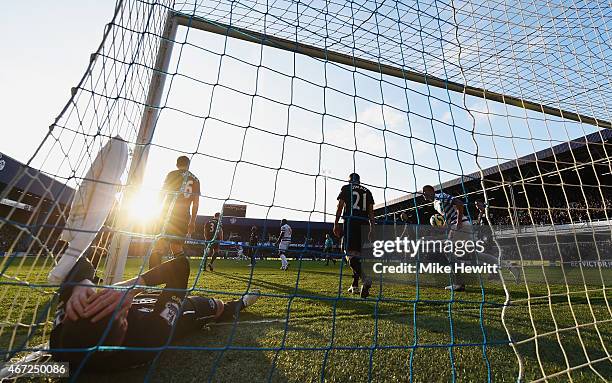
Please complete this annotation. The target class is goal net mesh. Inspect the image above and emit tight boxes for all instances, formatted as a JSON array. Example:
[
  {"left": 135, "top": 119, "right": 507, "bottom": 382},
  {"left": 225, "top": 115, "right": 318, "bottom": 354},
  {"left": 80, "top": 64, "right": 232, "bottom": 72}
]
[{"left": 1, "top": 0, "right": 610, "bottom": 381}]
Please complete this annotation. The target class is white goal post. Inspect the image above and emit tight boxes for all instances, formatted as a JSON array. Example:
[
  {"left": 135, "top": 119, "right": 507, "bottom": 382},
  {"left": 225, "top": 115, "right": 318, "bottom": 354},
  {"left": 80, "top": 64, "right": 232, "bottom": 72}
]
[{"left": 104, "top": 13, "right": 179, "bottom": 284}]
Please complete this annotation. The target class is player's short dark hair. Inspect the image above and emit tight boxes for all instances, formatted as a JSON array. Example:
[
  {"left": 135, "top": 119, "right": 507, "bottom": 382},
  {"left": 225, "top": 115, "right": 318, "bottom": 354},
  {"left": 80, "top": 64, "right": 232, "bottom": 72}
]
[
  {"left": 251, "top": 226, "right": 258, "bottom": 232},
  {"left": 423, "top": 185, "right": 435, "bottom": 192},
  {"left": 349, "top": 173, "right": 360, "bottom": 183},
  {"left": 214, "top": 212, "right": 220, "bottom": 218},
  {"left": 176, "top": 156, "right": 190, "bottom": 168},
  {"left": 281, "top": 219, "right": 287, "bottom": 225}
]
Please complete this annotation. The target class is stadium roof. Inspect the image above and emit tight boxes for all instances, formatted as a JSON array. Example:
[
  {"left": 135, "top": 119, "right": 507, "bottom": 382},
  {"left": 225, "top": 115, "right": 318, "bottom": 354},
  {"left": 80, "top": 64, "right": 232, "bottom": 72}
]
[
  {"left": 375, "top": 129, "right": 612, "bottom": 213},
  {"left": 0, "top": 153, "right": 74, "bottom": 206}
]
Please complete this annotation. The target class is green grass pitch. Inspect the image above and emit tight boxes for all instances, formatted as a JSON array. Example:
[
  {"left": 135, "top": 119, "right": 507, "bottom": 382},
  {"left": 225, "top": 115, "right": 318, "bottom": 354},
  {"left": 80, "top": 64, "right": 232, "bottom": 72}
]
[{"left": 1, "top": 257, "right": 611, "bottom": 382}]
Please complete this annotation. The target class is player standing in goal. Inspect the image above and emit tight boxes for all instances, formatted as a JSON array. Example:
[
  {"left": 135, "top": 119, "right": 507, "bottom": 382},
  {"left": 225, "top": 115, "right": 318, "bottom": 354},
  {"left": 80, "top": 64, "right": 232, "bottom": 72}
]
[
  {"left": 333, "top": 173, "right": 374, "bottom": 298},
  {"left": 275, "top": 219, "right": 291, "bottom": 270},
  {"left": 149, "top": 156, "right": 200, "bottom": 269},
  {"left": 205, "top": 212, "right": 223, "bottom": 272}
]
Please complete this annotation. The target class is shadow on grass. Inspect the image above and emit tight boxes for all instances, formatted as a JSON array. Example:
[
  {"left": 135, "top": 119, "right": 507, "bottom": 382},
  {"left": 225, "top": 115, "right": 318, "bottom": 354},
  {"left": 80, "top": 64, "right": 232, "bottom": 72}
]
[
  {"left": 213, "top": 267, "right": 612, "bottom": 382},
  {"left": 76, "top": 309, "right": 291, "bottom": 382}
]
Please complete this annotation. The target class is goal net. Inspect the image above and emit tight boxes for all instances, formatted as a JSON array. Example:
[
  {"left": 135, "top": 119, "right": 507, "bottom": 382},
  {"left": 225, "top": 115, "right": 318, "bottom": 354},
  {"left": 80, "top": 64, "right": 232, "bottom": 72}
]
[{"left": 1, "top": 0, "right": 610, "bottom": 381}]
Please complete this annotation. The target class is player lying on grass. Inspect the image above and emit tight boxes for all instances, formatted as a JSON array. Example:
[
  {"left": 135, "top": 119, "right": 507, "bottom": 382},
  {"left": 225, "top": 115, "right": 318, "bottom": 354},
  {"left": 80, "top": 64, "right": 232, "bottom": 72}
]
[
  {"left": 334, "top": 173, "right": 374, "bottom": 298},
  {"left": 50, "top": 255, "right": 259, "bottom": 371}
]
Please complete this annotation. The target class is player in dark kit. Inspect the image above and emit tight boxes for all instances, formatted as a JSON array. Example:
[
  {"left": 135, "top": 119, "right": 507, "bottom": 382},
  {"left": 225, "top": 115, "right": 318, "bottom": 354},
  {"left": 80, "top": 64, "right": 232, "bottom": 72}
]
[
  {"left": 333, "top": 173, "right": 374, "bottom": 298},
  {"left": 247, "top": 226, "right": 259, "bottom": 267},
  {"left": 149, "top": 156, "right": 200, "bottom": 270},
  {"left": 323, "top": 234, "right": 336, "bottom": 266},
  {"left": 50, "top": 255, "right": 259, "bottom": 371},
  {"left": 204, "top": 212, "right": 223, "bottom": 272}
]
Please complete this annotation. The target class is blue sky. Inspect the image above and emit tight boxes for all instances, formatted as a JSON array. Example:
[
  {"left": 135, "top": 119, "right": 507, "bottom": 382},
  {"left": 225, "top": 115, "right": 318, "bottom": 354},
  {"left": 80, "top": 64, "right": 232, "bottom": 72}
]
[
  {"left": 1, "top": 1, "right": 114, "bottom": 161},
  {"left": 1, "top": 1, "right": 604, "bottom": 221}
]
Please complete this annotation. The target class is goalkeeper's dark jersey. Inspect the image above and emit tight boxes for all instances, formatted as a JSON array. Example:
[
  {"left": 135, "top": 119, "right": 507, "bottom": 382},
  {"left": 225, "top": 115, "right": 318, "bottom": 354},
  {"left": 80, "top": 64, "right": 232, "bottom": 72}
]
[
  {"left": 162, "top": 170, "right": 200, "bottom": 218},
  {"left": 50, "top": 257, "right": 223, "bottom": 371}
]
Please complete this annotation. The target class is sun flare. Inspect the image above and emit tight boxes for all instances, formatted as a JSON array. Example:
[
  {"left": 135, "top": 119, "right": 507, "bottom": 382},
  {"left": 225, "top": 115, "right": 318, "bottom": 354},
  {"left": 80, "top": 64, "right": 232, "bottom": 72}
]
[{"left": 127, "top": 187, "right": 161, "bottom": 224}]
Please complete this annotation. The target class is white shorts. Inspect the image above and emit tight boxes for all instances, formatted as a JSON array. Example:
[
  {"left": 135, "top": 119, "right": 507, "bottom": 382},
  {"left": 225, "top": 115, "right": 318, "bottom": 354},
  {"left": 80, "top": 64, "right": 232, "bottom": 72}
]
[{"left": 279, "top": 241, "right": 290, "bottom": 251}]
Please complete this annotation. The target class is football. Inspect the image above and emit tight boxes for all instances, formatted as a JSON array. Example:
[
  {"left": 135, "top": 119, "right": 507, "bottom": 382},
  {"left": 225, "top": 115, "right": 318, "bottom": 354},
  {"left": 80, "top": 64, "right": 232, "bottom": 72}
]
[{"left": 429, "top": 214, "right": 446, "bottom": 227}]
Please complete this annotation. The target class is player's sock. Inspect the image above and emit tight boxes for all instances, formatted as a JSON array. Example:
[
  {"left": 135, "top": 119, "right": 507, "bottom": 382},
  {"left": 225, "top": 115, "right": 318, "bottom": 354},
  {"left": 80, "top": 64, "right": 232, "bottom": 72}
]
[
  {"left": 360, "top": 277, "right": 372, "bottom": 299},
  {"left": 208, "top": 254, "right": 216, "bottom": 271},
  {"left": 444, "top": 284, "right": 465, "bottom": 292},
  {"left": 348, "top": 257, "right": 362, "bottom": 288},
  {"left": 280, "top": 254, "right": 288, "bottom": 269},
  {"left": 241, "top": 289, "right": 260, "bottom": 308},
  {"left": 215, "top": 290, "right": 260, "bottom": 322}
]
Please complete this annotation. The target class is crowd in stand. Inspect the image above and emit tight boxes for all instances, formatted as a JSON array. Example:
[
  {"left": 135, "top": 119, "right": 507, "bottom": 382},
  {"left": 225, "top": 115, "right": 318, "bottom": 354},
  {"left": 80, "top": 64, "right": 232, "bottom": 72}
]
[
  {"left": 490, "top": 196, "right": 612, "bottom": 226},
  {"left": 0, "top": 225, "right": 29, "bottom": 253},
  {"left": 2, "top": 195, "right": 611, "bottom": 255}
]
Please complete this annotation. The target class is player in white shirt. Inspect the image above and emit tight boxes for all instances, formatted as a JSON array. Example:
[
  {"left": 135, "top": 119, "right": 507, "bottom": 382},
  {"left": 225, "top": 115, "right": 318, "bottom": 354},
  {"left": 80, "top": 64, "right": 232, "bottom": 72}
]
[
  {"left": 275, "top": 219, "right": 292, "bottom": 270},
  {"left": 423, "top": 185, "right": 514, "bottom": 291}
]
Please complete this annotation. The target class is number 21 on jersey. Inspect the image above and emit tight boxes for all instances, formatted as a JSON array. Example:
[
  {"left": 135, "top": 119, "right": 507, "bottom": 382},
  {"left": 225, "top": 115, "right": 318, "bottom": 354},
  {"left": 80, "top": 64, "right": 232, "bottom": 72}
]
[{"left": 351, "top": 191, "right": 367, "bottom": 211}]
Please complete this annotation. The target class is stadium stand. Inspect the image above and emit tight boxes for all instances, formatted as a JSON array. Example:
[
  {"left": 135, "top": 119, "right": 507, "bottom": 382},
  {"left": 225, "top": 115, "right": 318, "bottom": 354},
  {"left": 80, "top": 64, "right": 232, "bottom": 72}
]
[
  {"left": 4, "top": 129, "right": 609, "bottom": 262},
  {"left": 133, "top": 216, "right": 335, "bottom": 260},
  {"left": 374, "top": 130, "right": 612, "bottom": 226},
  {"left": 374, "top": 131, "right": 612, "bottom": 266},
  {"left": 0, "top": 153, "right": 73, "bottom": 256}
]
